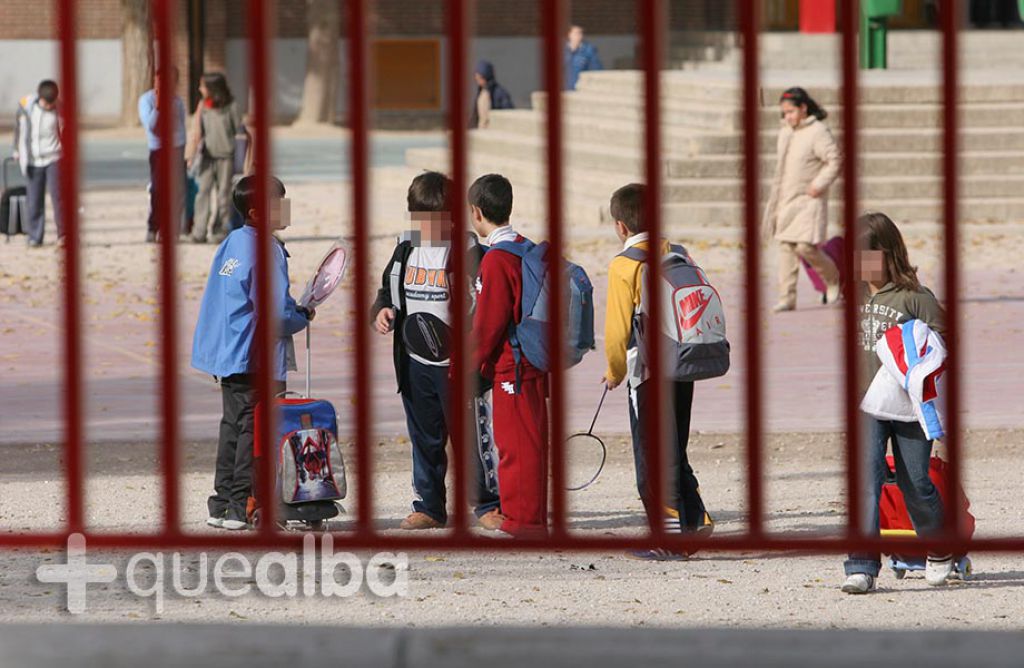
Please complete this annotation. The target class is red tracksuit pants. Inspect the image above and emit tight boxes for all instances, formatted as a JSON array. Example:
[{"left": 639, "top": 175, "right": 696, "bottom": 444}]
[{"left": 492, "top": 375, "right": 548, "bottom": 536}]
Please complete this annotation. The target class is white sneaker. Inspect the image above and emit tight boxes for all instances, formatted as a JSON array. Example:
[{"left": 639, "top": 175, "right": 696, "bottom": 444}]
[
  {"left": 206, "top": 516, "right": 224, "bottom": 528},
  {"left": 841, "top": 573, "right": 876, "bottom": 594},
  {"left": 772, "top": 301, "right": 796, "bottom": 313},
  {"left": 926, "top": 556, "right": 954, "bottom": 586},
  {"left": 222, "top": 518, "right": 249, "bottom": 531},
  {"left": 825, "top": 282, "right": 842, "bottom": 304}
]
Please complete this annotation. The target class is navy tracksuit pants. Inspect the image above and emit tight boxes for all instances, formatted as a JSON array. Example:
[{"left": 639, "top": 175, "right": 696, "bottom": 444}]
[
  {"left": 401, "top": 358, "right": 501, "bottom": 524},
  {"left": 628, "top": 379, "right": 706, "bottom": 532}
]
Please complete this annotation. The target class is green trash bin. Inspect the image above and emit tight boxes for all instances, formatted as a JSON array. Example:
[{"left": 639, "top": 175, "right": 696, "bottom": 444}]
[{"left": 861, "top": 0, "right": 903, "bottom": 69}]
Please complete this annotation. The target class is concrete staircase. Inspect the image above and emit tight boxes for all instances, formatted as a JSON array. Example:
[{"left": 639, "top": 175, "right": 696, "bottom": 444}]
[{"left": 404, "top": 69, "right": 1024, "bottom": 230}]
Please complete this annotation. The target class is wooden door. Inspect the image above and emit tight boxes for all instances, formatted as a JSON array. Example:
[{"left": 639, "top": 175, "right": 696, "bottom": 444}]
[{"left": 372, "top": 40, "right": 442, "bottom": 110}]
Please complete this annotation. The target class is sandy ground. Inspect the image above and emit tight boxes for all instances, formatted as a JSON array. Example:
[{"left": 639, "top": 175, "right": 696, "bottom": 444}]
[
  {"left": 1, "top": 430, "right": 1023, "bottom": 628},
  {"left": 1, "top": 176, "right": 1023, "bottom": 628}
]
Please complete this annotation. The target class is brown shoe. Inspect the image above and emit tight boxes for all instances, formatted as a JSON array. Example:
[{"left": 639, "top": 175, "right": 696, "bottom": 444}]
[
  {"left": 400, "top": 512, "right": 445, "bottom": 530},
  {"left": 477, "top": 509, "right": 508, "bottom": 531}
]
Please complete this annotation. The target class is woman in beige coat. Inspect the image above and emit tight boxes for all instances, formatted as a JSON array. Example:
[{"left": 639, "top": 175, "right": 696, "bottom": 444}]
[{"left": 763, "top": 87, "right": 842, "bottom": 312}]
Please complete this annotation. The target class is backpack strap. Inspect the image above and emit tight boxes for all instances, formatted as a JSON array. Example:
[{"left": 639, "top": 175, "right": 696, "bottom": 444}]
[
  {"left": 492, "top": 238, "right": 534, "bottom": 391},
  {"left": 621, "top": 243, "right": 692, "bottom": 263},
  {"left": 389, "top": 241, "right": 414, "bottom": 313},
  {"left": 618, "top": 246, "right": 647, "bottom": 263},
  {"left": 492, "top": 238, "right": 532, "bottom": 257}
]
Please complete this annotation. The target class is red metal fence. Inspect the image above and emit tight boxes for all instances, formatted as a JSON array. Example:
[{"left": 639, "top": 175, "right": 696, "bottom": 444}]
[{"left": 3, "top": 0, "right": 1016, "bottom": 557}]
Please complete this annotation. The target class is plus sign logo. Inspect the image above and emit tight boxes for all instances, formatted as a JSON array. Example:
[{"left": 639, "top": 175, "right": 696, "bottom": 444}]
[{"left": 36, "top": 533, "right": 117, "bottom": 614}]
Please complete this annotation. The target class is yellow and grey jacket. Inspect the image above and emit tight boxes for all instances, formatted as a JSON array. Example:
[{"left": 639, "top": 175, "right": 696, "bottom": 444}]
[{"left": 603, "top": 233, "right": 669, "bottom": 387}]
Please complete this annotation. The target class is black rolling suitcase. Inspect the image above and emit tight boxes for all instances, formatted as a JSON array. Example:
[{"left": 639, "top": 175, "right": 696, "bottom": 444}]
[{"left": 1, "top": 158, "right": 27, "bottom": 240}]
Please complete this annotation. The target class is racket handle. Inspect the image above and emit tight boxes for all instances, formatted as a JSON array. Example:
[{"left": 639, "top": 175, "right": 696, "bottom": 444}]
[{"left": 588, "top": 386, "right": 609, "bottom": 435}]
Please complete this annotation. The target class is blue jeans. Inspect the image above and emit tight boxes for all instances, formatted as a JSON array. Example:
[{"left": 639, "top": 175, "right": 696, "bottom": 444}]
[{"left": 844, "top": 418, "right": 945, "bottom": 577}]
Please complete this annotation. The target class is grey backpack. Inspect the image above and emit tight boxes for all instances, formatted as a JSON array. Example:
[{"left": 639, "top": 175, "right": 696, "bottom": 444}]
[{"left": 620, "top": 244, "right": 730, "bottom": 383}]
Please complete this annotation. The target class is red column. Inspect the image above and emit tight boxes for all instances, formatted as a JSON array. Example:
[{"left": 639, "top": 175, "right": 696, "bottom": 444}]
[{"left": 799, "top": 0, "right": 837, "bottom": 33}]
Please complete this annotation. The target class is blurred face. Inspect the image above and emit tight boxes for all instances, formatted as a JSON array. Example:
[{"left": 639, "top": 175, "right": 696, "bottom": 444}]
[
  {"left": 155, "top": 70, "right": 178, "bottom": 92},
  {"left": 780, "top": 100, "right": 807, "bottom": 128},
  {"left": 474, "top": 73, "right": 487, "bottom": 87},
  {"left": 199, "top": 80, "right": 209, "bottom": 98},
  {"left": 38, "top": 97, "right": 56, "bottom": 111},
  {"left": 411, "top": 211, "right": 452, "bottom": 244},
  {"left": 858, "top": 249, "right": 887, "bottom": 285},
  {"left": 248, "top": 197, "right": 291, "bottom": 231},
  {"left": 568, "top": 27, "right": 584, "bottom": 50}
]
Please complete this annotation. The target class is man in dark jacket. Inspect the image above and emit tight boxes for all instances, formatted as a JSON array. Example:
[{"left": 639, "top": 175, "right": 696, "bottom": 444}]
[
  {"left": 564, "top": 25, "right": 603, "bottom": 90},
  {"left": 470, "top": 60, "right": 514, "bottom": 129}
]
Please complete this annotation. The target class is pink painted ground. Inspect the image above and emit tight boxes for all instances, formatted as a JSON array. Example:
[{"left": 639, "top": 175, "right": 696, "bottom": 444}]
[{"left": 1, "top": 184, "right": 1022, "bottom": 447}]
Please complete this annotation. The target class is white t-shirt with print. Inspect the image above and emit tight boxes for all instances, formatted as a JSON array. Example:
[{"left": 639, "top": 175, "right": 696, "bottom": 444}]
[{"left": 404, "top": 244, "right": 452, "bottom": 366}]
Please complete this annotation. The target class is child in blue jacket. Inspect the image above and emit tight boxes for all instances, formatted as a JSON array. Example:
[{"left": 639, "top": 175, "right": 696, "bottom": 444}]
[{"left": 191, "top": 175, "right": 312, "bottom": 530}]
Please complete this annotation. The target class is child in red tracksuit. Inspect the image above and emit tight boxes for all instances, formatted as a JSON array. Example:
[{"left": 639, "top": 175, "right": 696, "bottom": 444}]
[{"left": 468, "top": 174, "right": 548, "bottom": 537}]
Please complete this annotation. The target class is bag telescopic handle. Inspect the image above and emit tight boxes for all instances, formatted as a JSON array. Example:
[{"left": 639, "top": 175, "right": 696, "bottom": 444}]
[
  {"left": 2, "top": 157, "right": 15, "bottom": 192},
  {"left": 305, "top": 324, "right": 311, "bottom": 399}
]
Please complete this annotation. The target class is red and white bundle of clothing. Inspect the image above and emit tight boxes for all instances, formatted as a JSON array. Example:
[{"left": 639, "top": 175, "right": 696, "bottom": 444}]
[{"left": 861, "top": 319, "right": 947, "bottom": 440}]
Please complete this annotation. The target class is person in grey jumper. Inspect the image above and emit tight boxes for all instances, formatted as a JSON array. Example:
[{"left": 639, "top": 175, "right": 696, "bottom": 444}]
[
  {"left": 187, "top": 73, "right": 243, "bottom": 243},
  {"left": 13, "top": 80, "right": 63, "bottom": 247}
]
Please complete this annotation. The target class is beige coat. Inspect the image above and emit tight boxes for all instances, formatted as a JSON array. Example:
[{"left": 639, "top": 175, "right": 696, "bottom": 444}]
[{"left": 762, "top": 116, "right": 841, "bottom": 245}]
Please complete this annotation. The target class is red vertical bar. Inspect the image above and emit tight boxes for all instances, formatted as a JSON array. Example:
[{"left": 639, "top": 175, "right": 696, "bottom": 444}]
[
  {"left": 544, "top": 0, "right": 567, "bottom": 538},
  {"left": 348, "top": 0, "right": 373, "bottom": 536},
  {"left": 153, "top": 0, "right": 180, "bottom": 536},
  {"left": 639, "top": 0, "right": 664, "bottom": 541},
  {"left": 56, "top": 0, "right": 83, "bottom": 534},
  {"left": 940, "top": 0, "right": 962, "bottom": 538},
  {"left": 840, "top": 0, "right": 862, "bottom": 538},
  {"left": 248, "top": 0, "right": 275, "bottom": 534},
  {"left": 447, "top": 0, "right": 469, "bottom": 537},
  {"left": 739, "top": 0, "right": 764, "bottom": 538}
]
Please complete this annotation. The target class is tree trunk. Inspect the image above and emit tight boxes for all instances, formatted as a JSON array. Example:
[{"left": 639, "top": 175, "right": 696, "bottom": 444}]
[
  {"left": 294, "top": 0, "right": 341, "bottom": 125},
  {"left": 121, "top": 0, "right": 153, "bottom": 126}
]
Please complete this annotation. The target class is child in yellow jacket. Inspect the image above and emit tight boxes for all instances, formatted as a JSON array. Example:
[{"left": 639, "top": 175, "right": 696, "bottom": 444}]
[{"left": 601, "top": 183, "right": 713, "bottom": 560}]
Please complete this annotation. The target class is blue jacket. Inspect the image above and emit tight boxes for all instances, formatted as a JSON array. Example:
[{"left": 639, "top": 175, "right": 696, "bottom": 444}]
[
  {"left": 138, "top": 89, "right": 187, "bottom": 150},
  {"left": 191, "top": 225, "right": 309, "bottom": 381},
  {"left": 564, "top": 41, "right": 603, "bottom": 90}
]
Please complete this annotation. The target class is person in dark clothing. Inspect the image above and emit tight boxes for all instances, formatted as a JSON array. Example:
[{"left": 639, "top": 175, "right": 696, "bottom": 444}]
[
  {"left": 13, "top": 80, "right": 63, "bottom": 247},
  {"left": 470, "top": 60, "right": 515, "bottom": 129},
  {"left": 370, "top": 171, "right": 502, "bottom": 530}
]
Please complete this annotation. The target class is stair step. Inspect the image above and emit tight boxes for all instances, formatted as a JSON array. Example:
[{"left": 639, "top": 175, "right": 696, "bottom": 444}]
[
  {"left": 538, "top": 91, "right": 1024, "bottom": 131},
  {"left": 487, "top": 110, "right": 1024, "bottom": 155},
  {"left": 574, "top": 70, "right": 1024, "bottom": 105},
  {"left": 463, "top": 131, "right": 1024, "bottom": 179}
]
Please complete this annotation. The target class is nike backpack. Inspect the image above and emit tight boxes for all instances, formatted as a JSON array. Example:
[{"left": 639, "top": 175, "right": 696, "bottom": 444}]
[{"left": 620, "top": 244, "right": 730, "bottom": 382}]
